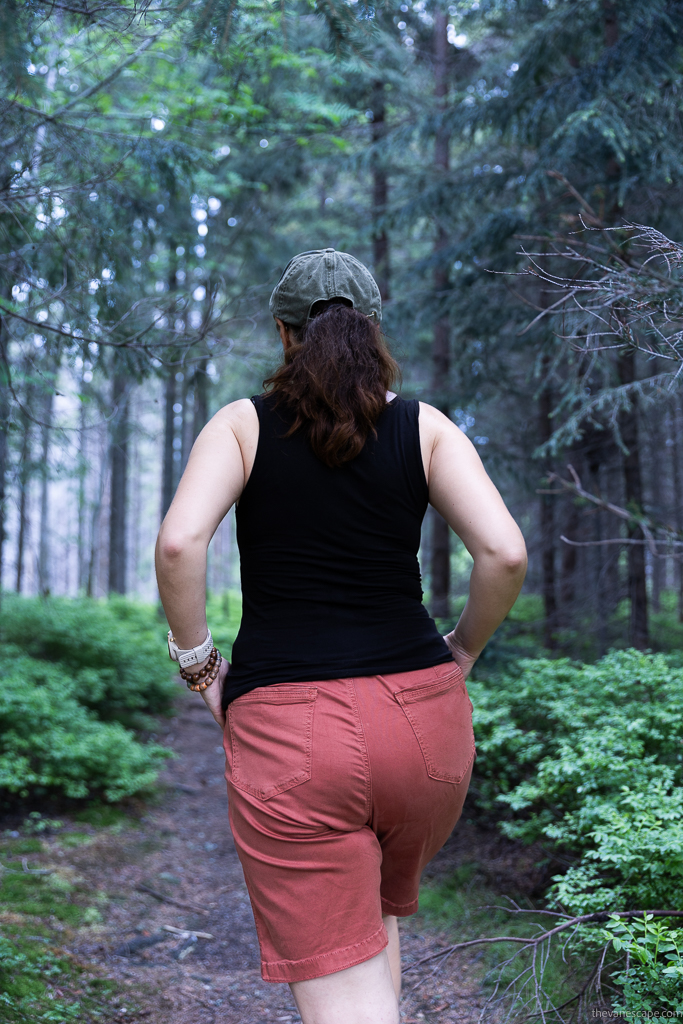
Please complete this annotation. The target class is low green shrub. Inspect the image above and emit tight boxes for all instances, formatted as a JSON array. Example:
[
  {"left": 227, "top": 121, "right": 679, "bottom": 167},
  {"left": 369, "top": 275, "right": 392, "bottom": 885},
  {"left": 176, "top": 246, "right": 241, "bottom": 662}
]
[
  {"left": 0, "top": 595, "right": 184, "bottom": 805},
  {"left": 0, "top": 655, "right": 172, "bottom": 802},
  {"left": 0, "top": 594, "right": 177, "bottom": 725},
  {"left": 600, "top": 915, "right": 683, "bottom": 1017},
  {"left": 0, "top": 591, "right": 245, "bottom": 806},
  {"left": 468, "top": 649, "right": 683, "bottom": 1016}
]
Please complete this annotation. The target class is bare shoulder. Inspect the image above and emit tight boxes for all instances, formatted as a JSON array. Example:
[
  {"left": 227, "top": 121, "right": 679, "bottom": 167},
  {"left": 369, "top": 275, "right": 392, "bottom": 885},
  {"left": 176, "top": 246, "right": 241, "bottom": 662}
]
[
  {"left": 212, "top": 397, "right": 257, "bottom": 428},
  {"left": 418, "top": 401, "right": 451, "bottom": 431},
  {"left": 202, "top": 398, "right": 258, "bottom": 441},
  {"left": 418, "top": 402, "right": 480, "bottom": 487},
  {"left": 418, "top": 401, "right": 474, "bottom": 450}
]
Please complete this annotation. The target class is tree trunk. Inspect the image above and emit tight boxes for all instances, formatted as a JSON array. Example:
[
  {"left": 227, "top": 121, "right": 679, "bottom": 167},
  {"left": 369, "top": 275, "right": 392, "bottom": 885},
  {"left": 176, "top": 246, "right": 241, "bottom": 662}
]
[
  {"left": 538, "top": 362, "right": 557, "bottom": 648},
  {"left": 87, "top": 431, "right": 108, "bottom": 599},
  {"left": 193, "top": 359, "right": 209, "bottom": 442},
  {"left": 371, "top": 79, "right": 390, "bottom": 302},
  {"left": 161, "top": 370, "right": 176, "bottom": 521},
  {"left": 535, "top": 243, "right": 557, "bottom": 647},
  {"left": 648, "top": 401, "right": 663, "bottom": 612},
  {"left": 108, "top": 374, "right": 129, "bottom": 595},
  {"left": 430, "top": 8, "right": 451, "bottom": 621},
  {"left": 0, "top": 320, "right": 10, "bottom": 602},
  {"left": 15, "top": 398, "right": 32, "bottom": 593},
  {"left": 617, "top": 350, "right": 648, "bottom": 648},
  {"left": 37, "top": 387, "right": 53, "bottom": 598},
  {"left": 160, "top": 241, "right": 182, "bottom": 520},
  {"left": 181, "top": 375, "right": 193, "bottom": 472},
  {"left": 77, "top": 371, "right": 88, "bottom": 593},
  {"left": 603, "top": 0, "right": 619, "bottom": 47},
  {"left": 673, "top": 399, "right": 683, "bottom": 623},
  {"left": 560, "top": 496, "right": 579, "bottom": 619}
]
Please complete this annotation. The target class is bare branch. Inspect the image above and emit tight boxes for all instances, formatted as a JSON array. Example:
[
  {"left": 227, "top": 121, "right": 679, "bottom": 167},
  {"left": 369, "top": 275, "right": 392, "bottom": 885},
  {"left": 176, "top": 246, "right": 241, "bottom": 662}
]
[
  {"left": 403, "top": 909, "right": 683, "bottom": 975},
  {"left": 546, "top": 465, "right": 683, "bottom": 559}
]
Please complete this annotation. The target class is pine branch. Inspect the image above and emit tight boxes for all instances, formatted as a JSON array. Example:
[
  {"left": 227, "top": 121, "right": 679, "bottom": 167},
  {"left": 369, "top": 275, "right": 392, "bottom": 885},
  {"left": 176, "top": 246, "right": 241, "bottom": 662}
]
[{"left": 1, "top": 29, "right": 165, "bottom": 152}]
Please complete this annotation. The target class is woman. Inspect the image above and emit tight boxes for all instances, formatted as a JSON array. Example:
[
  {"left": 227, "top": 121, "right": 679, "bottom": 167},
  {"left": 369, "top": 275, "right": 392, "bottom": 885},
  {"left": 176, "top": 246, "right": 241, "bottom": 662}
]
[{"left": 156, "top": 248, "right": 527, "bottom": 1024}]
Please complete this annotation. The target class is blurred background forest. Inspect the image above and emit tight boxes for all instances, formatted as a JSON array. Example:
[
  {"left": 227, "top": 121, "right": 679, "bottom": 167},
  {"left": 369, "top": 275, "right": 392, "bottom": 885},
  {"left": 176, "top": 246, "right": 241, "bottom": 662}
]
[
  {"left": 2, "top": 3, "right": 683, "bottom": 1021},
  {"left": 2, "top": 0, "right": 683, "bottom": 659}
]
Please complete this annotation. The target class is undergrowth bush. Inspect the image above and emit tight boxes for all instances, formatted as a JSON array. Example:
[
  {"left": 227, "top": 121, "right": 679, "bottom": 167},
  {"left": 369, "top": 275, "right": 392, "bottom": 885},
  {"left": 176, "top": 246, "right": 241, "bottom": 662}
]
[
  {"left": 0, "top": 657, "right": 171, "bottom": 801},
  {"left": 0, "top": 595, "right": 178, "bottom": 805},
  {"left": 0, "top": 595, "right": 176, "bottom": 725},
  {"left": 468, "top": 649, "right": 683, "bottom": 1016},
  {"left": 602, "top": 915, "right": 683, "bottom": 1017}
]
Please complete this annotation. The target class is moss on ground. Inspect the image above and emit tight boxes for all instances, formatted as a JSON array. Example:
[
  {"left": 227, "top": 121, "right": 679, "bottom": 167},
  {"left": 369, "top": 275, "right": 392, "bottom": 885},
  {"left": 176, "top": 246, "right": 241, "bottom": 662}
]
[{"left": 0, "top": 829, "right": 138, "bottom": 1023}]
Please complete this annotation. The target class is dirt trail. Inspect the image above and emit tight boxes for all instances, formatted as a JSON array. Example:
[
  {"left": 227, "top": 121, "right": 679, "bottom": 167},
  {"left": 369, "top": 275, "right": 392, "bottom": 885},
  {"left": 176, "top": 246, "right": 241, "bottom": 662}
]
[{"left": 58, "top": 685, "right": 526, "bottom": 1023}]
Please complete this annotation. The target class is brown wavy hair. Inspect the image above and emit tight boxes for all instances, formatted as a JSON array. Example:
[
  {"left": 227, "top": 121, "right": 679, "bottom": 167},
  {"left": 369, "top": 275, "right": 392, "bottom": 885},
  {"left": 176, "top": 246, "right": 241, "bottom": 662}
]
[{"left": 263, "top": 299, "right": 400, "bottom": 467}]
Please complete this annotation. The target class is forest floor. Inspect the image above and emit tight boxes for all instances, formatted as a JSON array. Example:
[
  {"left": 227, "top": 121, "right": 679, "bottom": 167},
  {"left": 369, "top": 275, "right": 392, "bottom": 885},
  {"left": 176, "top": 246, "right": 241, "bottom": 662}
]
[{"left": 2, "top": 685, "right": 549, "bottom": 1024}]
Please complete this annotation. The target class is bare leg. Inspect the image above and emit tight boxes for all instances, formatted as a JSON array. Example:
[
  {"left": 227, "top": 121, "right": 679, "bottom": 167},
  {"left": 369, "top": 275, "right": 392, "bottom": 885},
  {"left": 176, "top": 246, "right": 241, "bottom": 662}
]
[
  {"left": 383, "top": 914, "right": 401, "bottom": 999},
  {"left": 290, "top": 947, "right": 400, "bottom": 1024}
]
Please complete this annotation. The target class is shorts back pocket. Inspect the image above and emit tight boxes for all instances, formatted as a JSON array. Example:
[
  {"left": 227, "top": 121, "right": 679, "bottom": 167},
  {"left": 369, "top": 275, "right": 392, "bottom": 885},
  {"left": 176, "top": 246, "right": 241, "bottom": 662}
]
[
  {"left": 227, "top": 685, "right": 317, "bottom": 801},
  {"left": 395, "top": 668, "right": 475, "bottom": 784}
]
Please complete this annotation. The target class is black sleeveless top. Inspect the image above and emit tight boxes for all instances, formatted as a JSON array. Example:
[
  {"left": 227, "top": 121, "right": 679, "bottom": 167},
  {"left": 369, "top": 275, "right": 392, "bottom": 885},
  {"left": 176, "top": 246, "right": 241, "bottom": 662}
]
[{"left": 222, "top": 394, "right": 452, "bottom": 707}]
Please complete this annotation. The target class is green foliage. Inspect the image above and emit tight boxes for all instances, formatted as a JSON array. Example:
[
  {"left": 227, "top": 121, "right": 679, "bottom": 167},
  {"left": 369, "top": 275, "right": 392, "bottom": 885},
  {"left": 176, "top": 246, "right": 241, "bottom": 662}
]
[
  {"left": 469, "top": 649, "right": 683, "bottom": 1014},
  {"left": 0, "top": 663, "right": 172, "bottom": 802},
  {"left": 205, "top": 589, "right": 243, "bottom": 656},
  {"left": 0, "top": 934, "right": 80, "bottom": 1022},
  {"left": 417, "top": 864, "right": 479, "bottom": 926},
  {"left": 0, "top": 596, "right": 176, "bottom": 805},
  {"left": 0, "top": 595, "right": 176, "bottom": 725},
  {"left": 602, "top": 915, "right": 683, "bottom": 1017},
  {"left": 470, "top": 648, "right": 683, "bottom": 811},
  {"left": 549, "top": 781, "right": 683, "bottom": 913}
]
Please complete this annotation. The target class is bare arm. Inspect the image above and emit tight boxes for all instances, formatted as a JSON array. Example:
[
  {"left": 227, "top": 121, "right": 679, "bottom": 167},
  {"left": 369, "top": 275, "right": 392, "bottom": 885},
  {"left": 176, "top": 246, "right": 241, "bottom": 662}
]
[
  {"left": 155, "top": 398, "right": 258, "bottom": 724},
  {"left": 419, "top": 403, "right": 527, "bottom": 678}
]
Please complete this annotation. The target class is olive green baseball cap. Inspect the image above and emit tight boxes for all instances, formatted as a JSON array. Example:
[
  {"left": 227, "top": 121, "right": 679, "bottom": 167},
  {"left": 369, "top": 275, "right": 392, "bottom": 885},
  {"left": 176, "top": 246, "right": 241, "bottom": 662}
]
[{"left": 269, "top": 248, "right": 382, "bottom": 327}]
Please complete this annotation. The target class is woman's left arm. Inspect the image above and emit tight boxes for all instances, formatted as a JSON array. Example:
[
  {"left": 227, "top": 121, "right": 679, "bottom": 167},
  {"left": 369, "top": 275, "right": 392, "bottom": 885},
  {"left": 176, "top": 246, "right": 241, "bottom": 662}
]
[{"left": 155, "top": 398, "right": 257, "bottom": 726}]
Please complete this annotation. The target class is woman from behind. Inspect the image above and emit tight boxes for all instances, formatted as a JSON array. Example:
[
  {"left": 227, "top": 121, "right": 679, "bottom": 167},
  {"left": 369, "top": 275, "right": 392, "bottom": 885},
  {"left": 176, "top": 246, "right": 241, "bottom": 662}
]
[{"left": 155, "top": 248, "right": 527, "bottom": 1024}]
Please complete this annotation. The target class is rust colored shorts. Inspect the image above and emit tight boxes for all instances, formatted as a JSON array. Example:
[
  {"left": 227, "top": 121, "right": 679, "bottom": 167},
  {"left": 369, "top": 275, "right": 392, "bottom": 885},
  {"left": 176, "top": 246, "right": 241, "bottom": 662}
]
[{"left": 222, "top": 660, "right": 475, "bottom": 983}]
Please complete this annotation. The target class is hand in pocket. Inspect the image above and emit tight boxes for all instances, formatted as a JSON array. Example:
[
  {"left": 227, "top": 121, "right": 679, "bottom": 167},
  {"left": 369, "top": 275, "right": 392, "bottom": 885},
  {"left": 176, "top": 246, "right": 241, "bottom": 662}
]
[{"left": 395, "top": 669, "right": 475, "bottom": 784}]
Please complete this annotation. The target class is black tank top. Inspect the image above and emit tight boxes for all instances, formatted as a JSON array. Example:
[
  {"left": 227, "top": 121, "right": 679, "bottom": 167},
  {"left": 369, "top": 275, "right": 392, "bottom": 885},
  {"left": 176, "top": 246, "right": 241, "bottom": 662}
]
[{"left": 222, "top": 393, "right": 452, "bottom": 707}]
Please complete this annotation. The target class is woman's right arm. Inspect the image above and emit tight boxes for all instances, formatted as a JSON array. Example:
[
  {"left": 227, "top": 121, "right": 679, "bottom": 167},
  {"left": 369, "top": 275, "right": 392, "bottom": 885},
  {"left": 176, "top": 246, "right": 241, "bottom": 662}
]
[
  {"left": 155, "top": 398, "right": 258, "bottom": 725},
  {"left": 419, "top": 403, "right": 528, "bottom": 679}
]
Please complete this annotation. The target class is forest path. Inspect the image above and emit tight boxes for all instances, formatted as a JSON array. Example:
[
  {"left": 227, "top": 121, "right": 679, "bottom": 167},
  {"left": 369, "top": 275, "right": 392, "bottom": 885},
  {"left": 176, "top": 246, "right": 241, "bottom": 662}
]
[{"left": 70, "top": 686, "right": 495, "bottom": 1024}]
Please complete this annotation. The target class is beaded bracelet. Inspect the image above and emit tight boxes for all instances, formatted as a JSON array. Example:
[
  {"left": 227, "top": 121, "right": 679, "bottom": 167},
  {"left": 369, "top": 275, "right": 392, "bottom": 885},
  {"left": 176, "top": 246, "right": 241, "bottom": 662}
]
[{"left": 179, "top": 646, "right": 222, "bottom": 692}]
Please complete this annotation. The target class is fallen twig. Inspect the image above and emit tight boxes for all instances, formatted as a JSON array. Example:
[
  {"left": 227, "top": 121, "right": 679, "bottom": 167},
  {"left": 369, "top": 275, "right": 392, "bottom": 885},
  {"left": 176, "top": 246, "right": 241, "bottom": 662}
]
[
  {"left": 173, "top": 934, "right": 198, "bottom": 960},
  {"left": 22, "top": 857, "right": 53, "bottom": 875},
  {"left": 483, "top": 904, "right": 572, "bottom": 919},
  {"left": 135, "top": 883, "right": 210, "bottom": 916},
  {"left": 403, "top": 909, "right": 683, "bottom": 975},
  {"left": 0, "top": 859, "right": 53, "bottom": 876},
  {"left": 162, "top": 925, "right": 213, "bottom": 939},
  {"left": 113, "top": 925, "right": 213, "bottom": 957}
]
